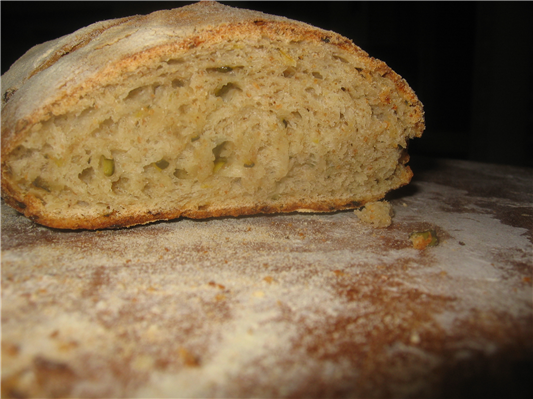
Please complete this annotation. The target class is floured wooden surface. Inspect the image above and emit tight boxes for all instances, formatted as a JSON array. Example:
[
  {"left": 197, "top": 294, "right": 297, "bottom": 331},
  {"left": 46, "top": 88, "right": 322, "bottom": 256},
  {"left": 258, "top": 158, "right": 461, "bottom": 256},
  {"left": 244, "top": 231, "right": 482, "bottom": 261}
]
[{"left": 2, "top": 158, "right": 532, "bottom": 398}]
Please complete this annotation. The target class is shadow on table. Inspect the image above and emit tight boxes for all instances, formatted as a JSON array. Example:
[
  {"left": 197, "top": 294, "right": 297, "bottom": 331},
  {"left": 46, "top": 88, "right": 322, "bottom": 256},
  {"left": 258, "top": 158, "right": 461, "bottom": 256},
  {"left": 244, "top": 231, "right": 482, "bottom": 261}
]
[{"left": 385, "top": 156, "right": 443, "bottom": 202}]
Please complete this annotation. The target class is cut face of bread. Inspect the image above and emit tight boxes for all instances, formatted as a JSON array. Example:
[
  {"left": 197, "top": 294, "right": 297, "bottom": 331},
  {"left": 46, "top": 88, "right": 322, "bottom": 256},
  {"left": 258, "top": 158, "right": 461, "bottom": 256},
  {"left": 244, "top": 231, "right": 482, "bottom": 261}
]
[{"left": 1, "top": 1, "right": 424, "bottom": 229}]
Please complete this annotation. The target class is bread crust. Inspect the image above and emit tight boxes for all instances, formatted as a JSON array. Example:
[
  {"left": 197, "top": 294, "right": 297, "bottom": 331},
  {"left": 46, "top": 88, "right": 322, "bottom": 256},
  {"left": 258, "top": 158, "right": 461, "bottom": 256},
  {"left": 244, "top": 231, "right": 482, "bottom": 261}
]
[{"left": 1, "top": 1, "right": 424, "bottom": 230}]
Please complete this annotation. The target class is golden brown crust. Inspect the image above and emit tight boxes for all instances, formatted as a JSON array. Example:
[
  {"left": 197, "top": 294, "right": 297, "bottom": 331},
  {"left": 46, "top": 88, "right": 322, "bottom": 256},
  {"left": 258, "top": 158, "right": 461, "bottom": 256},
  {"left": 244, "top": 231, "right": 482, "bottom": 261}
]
[
  {"left": 1, "top": 1, "right": 423, "bottom": 230},
  {"left": 1, "top": 2, "right": 423, "bottom": 153},
  {"left": 6, "top": 197, "right": 369, "bottom": 231}
]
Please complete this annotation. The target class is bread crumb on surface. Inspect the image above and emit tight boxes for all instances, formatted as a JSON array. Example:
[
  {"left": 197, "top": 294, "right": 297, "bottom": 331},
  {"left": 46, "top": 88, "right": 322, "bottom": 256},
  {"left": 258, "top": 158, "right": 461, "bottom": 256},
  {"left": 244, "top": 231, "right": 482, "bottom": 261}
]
[
  {"left": 409, "top": 229, "right": 439, "bottom": 249},
  {"left": 354, "top": 200, "right": 394, "bottom": 228}
]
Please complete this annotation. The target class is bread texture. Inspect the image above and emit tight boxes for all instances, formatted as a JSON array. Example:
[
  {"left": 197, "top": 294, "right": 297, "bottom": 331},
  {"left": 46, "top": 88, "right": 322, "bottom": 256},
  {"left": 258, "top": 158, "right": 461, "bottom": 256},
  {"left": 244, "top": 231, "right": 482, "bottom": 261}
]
[
  {"left": 1, "top": 1, "right": 424, "bottom": 230},
  {"left": 354, "top": 200, "right": 395, "bottom": 228}
]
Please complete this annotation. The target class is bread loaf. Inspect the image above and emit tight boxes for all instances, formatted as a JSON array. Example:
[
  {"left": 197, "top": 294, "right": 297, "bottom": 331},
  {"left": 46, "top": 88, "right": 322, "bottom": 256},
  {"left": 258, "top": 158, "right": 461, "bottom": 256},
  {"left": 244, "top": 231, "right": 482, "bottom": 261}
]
[{"left": 0, "top": 1, "right": 424, "bottom": 230}]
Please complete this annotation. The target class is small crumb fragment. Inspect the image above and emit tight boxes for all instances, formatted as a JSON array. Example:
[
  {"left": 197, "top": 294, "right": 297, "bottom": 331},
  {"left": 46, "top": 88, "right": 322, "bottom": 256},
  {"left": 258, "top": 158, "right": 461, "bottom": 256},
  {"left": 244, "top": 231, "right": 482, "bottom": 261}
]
[
  {"left": 410, "top": 332, "right": 421, "bottom": 345},
  {"left": 354, "top": 200, "right": 394, "bottom": 228},
  {"left": 179, "top": 347, "right": 200, "bottom": 367},
  {"left": 2, "top": 342, "right": 20, "bottom": 357},
  {"left": 208, "top": 281, "right": 225, "bottom": 289},
  {"left": 409, "top": 229, "right": 439, "bottom": 249}
]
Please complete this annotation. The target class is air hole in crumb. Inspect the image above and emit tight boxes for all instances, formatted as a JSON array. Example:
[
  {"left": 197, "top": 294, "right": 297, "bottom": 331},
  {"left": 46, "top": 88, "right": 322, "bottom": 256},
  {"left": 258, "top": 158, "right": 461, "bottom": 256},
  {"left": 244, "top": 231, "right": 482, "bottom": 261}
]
[
  {"left": 312, "top": 72, "right": 323, "bottom": 79},
  {"left": 32, "top": 177, "right": 51, "bottom": 192},
  {"left": 10, "top": 145, "right": 33, "bottom": 160},
  {"left": 283, "top": 67, "right": 296, "bottom": 78},
  {"left": 125, "top": 86, "right": 148, "bottom": 101},
  {"left": 206, "top": 66, "right": 233, "bottom": 73},
  {"left": 215, "top": 83, "right": 241, "bottom": 101},
  {"left": 155, "top": 159, "right": 169, "bottom": 170},
  {"left": 291, "top": 111, "right": 302, "bottom": 120},
  {"left": 92, "top": 118, "right": 114, "bottom": 137},
  {"left": 78, "top": 167, "right": 94, "bottom": 184},
  {"left": 124, "top": 84, "right": 158, "bottom": 102},
  {"left": 212, "top": 141, "right": 234, "bottom": 172},
  {"left": 142, "top": 183, "right": 154, "bottom": 198},
  {"left": 165, "top": 58, "right": 184, "bottom": 65},
  {"left": 174, "top": 169, "right": 189, "bottom": 179},
  {"left": 179, "top": 104, "right": 190, "bottom": 114},
  {"left": 172, "top": 79, "right": 185, "bottom": 88},
  {"left": 102, "top": 117, "right": 114, "bottom": 126},
  {"left": 333, "top": 55, "right": 349, "bottom": 63},
  {"left": 305, "top": 87, "right": 317, "bottom": 96},
  {"left": 213, "top": 141, "right": 234, "bottom": 159},
  {"left": 79, "top": 107, "right": 95, "bottom": 118},
  {"left": 112, "top": 177, "right": 129, "bottom": 195}
]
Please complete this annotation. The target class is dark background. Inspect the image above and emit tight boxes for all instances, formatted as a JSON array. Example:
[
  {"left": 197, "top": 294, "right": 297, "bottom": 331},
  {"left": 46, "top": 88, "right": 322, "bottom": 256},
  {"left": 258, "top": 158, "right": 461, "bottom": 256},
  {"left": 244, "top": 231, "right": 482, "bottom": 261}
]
[{"left": 2, "top": 1, "right": 532, "bottom": 167}]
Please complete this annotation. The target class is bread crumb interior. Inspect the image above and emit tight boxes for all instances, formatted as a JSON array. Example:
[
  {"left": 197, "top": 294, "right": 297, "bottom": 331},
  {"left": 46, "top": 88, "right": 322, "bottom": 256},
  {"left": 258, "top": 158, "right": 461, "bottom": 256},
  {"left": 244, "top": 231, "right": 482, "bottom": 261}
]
[{"left": 6, "top": 38, "right": 418, "bottom": 221}]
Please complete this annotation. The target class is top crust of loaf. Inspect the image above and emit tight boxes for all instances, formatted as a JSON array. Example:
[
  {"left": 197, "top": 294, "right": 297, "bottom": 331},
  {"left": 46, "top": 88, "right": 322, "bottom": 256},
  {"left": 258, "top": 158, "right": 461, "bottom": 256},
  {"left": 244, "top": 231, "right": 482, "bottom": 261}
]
[
  {"left": 1, "top": 1, "right": 424, "bottom": 229},
  {"left": 1, "top": 1, "right": 423, "bottom": 153}
]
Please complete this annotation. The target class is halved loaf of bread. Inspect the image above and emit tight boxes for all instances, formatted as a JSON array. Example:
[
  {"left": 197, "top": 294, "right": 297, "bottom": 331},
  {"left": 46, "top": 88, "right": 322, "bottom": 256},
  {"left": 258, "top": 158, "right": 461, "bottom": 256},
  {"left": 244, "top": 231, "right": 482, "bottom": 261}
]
[{"left": 1, "top": 1, "right": 424, "bottom": 230}]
